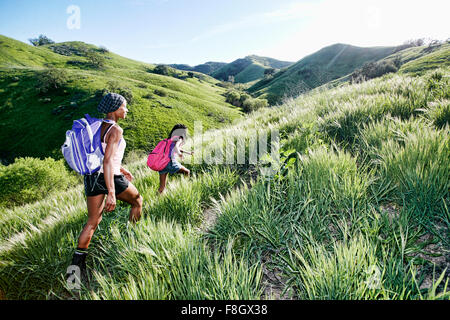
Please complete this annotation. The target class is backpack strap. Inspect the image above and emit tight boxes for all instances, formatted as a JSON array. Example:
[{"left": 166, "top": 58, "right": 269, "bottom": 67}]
[{"left": 101, "top": 122, "right": 115, "bottom": 143}]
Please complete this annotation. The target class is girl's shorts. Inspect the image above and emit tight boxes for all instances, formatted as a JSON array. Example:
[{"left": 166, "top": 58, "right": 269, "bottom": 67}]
[
  {"left": 84, "top": 172, "right": 129, "bottom": 197},
  {"left": 158, "top": 158, "right": 182, "bottom": 175}
]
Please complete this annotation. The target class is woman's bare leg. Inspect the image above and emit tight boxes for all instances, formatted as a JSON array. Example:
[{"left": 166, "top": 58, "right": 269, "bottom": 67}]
[
  {"left": 77, "top": 194, "right": 105, "bottom": 249},
  {"left": 116, "top": 182, "right": 143, "bottom": 222},
  {"left": 158, "top": 173, "right": 168, "bottom": 194},
  {"left": 177, "top": 166, "right": 190, "bottom": 176}
]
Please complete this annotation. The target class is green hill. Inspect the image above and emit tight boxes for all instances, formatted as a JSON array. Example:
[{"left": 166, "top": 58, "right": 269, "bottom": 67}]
[
  {"left": 0, "top": 35, "right": 243, "bottom": 162},
  {"left": 248, "top": 43, "right": 399, "bottom": 104},
  {"left": 318, "top": 42, "right": 450, "bottom": 90},
  {"left": 211, "top": 55, "right": 294, "bottom": 84},
  {"left": 0, "top": 61, "right": 448, "bottom": 300},
  {"left": 169, "top": 61, "right": 227, "bottom": 75}
]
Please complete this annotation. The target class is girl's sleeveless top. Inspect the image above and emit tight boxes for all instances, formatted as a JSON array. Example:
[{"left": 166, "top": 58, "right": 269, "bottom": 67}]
[{"left": 99, "top": 122, "right": 126, "bottom": 175}]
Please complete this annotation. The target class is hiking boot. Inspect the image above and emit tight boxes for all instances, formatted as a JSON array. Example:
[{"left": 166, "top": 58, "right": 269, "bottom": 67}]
[{"left": 66, "top": 250, "right": 88, "bottom": 289}]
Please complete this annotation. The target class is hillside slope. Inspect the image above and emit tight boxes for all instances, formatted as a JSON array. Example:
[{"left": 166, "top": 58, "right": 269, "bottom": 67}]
[
  {"left": 0, "top": 62, "right": 448, "bottom": 300},
  {"left": 211, "top": 55, "right": 294, "bottom": 84},
  {"left": 169, "top": 61, "right": 227, "bottom": 75},
  {"left": 0, "top": 35, "right": 243, "bottom": 162},
  {"left": 318, "top": 42, "right": 450, "bottom": 90},
  {"left": 248, "top": 43, "right": 399, "bottom": 104}
]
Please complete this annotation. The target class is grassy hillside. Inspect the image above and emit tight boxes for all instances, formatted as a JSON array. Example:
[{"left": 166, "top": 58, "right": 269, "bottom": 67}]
[
  {"left": 169, "top": 61, "right": 227, "bottom": 75},
  {"left": 0, "top": 35, "right": 243, "bottom": 162},
  {"left": 397, "top": 43, "right": 450, "bottom": 74},
  {"left": 318, "top": 42, "right": 450, "bottom": 90},
  {"left": 212, "top": 55, "right": 293, "bottom": 84},
  {"left": 0, "top": 59, "right": 448, "bottom": 300},
  {"left": 248, "top": 43, "right": 399, "bottom": 104}
]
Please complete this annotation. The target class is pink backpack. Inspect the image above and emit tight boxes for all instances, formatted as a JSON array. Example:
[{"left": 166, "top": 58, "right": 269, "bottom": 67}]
[{"left": 147, "top": 136, "right": 180, "bottom": 171}]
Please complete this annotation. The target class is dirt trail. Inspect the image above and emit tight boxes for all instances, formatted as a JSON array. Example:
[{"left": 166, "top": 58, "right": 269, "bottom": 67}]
[
  {"left": 261, "top": 254, "right": 295, "bottom": 300},
  {"left": 197, "top": 166, "right": 295, "bottom": 300}
]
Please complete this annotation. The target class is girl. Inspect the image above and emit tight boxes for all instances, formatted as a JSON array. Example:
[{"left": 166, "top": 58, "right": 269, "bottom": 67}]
[
  {"left": 67, "top": 93, "right": 143, "bottom": 280},
  {"left": 158, "top": 124, "right": 193, "bottom": 194}
]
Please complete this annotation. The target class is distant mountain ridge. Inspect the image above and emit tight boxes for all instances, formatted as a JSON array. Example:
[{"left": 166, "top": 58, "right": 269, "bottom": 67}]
[
  {"left": 248, "top": 43, "right": 401, "bottom": 103},
  {"left": 170, "top": 55, "right": 294, "bottom": 84},
  {"left": 211, "top": 55, "right": 294, "bottom": 83},
  {"left": 169, "top": 61, "right": 227, "bottom": 75}
]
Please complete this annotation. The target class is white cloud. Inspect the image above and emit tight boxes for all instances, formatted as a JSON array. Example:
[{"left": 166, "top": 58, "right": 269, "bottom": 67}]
[{"left": 190, "top": 1, "right": 319, "bottom": 43}]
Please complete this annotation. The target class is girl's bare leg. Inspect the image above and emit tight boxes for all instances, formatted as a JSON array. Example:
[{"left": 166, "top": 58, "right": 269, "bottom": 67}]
[
  {"left": 158, "top": 173, "right": 168, "bottom": 194},
  {"left": 177, "top": 166, "right": 190, "bottom": 176},
  {"left": 116, "top": 182, "right": 143, "bottom": 222},
  {"left": 77, "top": 194, "right": 106, "bottom": 249}
]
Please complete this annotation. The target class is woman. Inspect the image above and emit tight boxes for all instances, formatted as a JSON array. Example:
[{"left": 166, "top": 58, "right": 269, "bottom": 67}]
[
  {"left": 158, "top": 124, "right": 193, "bottom": 194},
  {"left": 68, "top": 92, "right": 143, "bottom": 280}
]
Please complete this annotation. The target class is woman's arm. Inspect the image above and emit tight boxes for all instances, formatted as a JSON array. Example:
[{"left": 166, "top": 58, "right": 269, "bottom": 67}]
[
  {"left": 120, "top": 166, "right": 133, "bottom": 182},
  {"left": 103, "top": 126, "right": 122, "bottom": 212},
  {"left": 173, "top": 138, "right": 183, "bottom": 158},
  {"left": 180, "top": 149, "right": 193, "bottom": 156}
]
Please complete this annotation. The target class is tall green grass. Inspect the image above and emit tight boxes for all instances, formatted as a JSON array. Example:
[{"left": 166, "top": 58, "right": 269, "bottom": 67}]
[
  {"left": 1, "top": 66, "right": 449, "bottom": 300},
  {"left": 82, "top": 220, "right": 262, "bottom": 300}
]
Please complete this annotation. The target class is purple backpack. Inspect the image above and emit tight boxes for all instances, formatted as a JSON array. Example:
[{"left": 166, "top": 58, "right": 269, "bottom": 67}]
[{"left": 61, "top": 114, "right": 114, "bottom": 175}]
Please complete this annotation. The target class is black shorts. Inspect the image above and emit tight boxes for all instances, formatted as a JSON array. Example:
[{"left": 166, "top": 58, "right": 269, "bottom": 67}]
[{"left": 84, "top": 172, "right": 129, "bottom": 197}]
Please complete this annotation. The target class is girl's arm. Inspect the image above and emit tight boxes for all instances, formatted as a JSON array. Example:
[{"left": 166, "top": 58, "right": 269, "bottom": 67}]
[
  {"left": 120, "top": 166, "right": 134, "bottom": 182},
  {"left": 180, "top": 149, "right": 193, "bottom": 155},
  {"left": 173, "top": 138, "right": 183, "bottom": 158},
  {"left": 103, "top": 126, "right": 122, "bottom": 212}
]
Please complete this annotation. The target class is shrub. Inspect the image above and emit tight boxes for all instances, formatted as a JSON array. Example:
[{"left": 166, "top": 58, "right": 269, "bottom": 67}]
[
  {"left": 225, "top": 90, "right": 241, "bottom": 106},
  {"left": 85, "top": 50, "right": 106, "bottom": 69},
  {"left": 153, "top": 64, "right": 176, "bottom": 76},
  {"left": 36, "top": 67, "right": 69, "bottom": 94},
  {"left": 0, "top": 157, "right": 76, "bottom": 207},
  {"left": 224, "top": 90, "right": 267, "bottom": 112},
  {"left": 351, "top": 60, "right": 398, "bottom": 83},
  {"left": 154, "top": 89, "right": 167, "bottom": 97},
  {"left": 98, "top": 46, "right": 109, "bottom": 54},
  {"left": 28, "top": 34, "right": 54, "bottom": 46},
  {"left": 242, "top": 98, "right": 268, "bottom": 113},
  {"left": 107, "top": 81, "right": 134, "bottom": 104},
  {"left": 49, "top": 44, "right": 85, "bottom": 56}
]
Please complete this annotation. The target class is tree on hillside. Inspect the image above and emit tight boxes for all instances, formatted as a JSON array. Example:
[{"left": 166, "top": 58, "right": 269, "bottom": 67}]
[
  {"left": 264, "top": 68, "right": 276, "bottom": 80},
  {"left": 36, "top": 66, "right": 69, "bottom": 94},
  {"left": 86, "top": 50, "right": 106, "bottom": 69},
  {"left": 98, "top": 46, "right": 109, "bottom": 53},
  {"left": 422, "top": 39, "right": 443, "bottom": 53},
  {"left": 264, "top": 68, "right": 276, "bottom": 76},
  {"left": 153, "top": 64, "right": 170, "bottom": 76},
  {"left": 29, "top": 35, "right": 55, "bottom": 46}
]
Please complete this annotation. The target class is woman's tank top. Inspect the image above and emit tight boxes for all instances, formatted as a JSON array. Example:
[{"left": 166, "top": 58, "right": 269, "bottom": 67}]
[{"left": 99, "top": 122, "right": 126, "bottom": 175}]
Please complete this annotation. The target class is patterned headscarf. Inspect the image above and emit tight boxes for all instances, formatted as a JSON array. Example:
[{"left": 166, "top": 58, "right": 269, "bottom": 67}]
[{"left": 97, "top": 93, "right": 126, "bottom": 114}]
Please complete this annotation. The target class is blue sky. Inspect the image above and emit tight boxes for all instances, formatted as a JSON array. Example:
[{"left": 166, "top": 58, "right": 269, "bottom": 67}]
[{"left": 0, "top": 0, "right": 448, "bottom": 66}]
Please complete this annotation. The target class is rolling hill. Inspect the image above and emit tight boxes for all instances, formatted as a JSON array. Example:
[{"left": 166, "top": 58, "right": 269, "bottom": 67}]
[
  {"left": 169, "top": 61, "right": 227, "bottom": 75},
  {"left": 0, "top": 56, "right": 448, "bottom": 300},
  {"left": 0, "top": 35, "right": 243, "bottom": 163},
  {"left": 318, "top": 41, "right": 450, "bottom": 90},
  {"left": 211, "top": 55, "right": 294, "bottom": 84},
  {"left": 247, "top": 43, "right": 400, "bottom": 104}
]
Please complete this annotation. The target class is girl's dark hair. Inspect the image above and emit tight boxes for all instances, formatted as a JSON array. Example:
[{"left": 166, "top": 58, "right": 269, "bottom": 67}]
[{"left": 168, "top": 123, "right": 187, "bottom": 140}]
